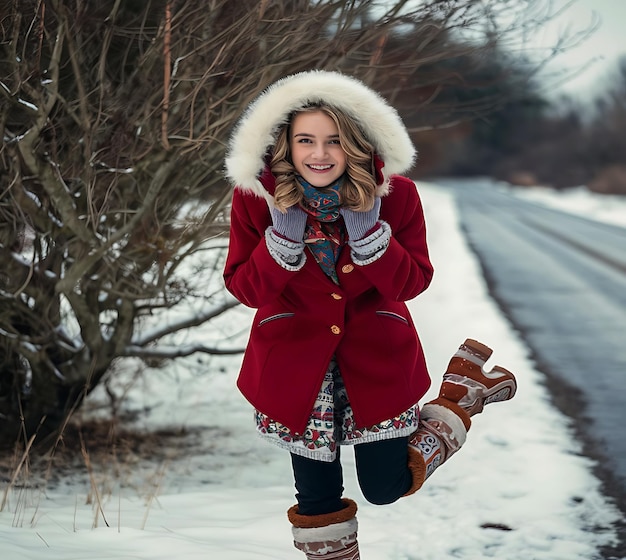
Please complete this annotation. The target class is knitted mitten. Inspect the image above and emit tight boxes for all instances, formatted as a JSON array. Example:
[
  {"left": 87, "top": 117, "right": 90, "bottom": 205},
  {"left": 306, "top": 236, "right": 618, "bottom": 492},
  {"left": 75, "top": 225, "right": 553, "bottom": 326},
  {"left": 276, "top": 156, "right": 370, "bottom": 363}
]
[
  {"left": 340, "top": 197, "right": 381, "bottom": 240},
  {"left": 271, "top": 205, "right": 308, "bottom": 242}
]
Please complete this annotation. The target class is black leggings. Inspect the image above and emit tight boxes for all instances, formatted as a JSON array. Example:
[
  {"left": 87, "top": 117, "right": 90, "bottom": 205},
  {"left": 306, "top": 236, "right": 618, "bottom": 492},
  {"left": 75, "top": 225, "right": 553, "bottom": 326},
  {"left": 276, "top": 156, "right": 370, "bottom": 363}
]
[{"left": 291, "top": 436, "right": 412, "bottom": 515}]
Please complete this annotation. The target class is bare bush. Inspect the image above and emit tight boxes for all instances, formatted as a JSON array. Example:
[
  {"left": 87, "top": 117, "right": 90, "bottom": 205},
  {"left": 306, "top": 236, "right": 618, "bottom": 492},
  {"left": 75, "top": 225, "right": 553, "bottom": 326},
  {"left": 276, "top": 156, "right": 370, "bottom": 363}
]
[{"left": 0, "top": 0, "right": 566, "bottom": 448}]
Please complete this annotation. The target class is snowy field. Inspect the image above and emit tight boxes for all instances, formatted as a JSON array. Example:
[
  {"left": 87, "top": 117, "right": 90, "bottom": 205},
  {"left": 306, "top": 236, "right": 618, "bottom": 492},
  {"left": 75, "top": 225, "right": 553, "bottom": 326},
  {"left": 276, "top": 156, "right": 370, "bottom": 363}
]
[{"left": 1, "top": 182, "right": 624, "bottom": 559}]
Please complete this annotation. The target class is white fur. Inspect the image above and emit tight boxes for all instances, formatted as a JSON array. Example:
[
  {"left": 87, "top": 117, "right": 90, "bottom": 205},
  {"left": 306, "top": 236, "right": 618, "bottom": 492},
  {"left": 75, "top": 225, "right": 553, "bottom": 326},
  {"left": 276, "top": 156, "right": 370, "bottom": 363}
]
[
  {"left": 225, "top": 70, "right": 416, "bottom": 199},
  {"left": 420, "top": 403, "right": 468, "bottom": 447},
  {"left": 292, "top": 517, "right": 358, "bottom": 543}
]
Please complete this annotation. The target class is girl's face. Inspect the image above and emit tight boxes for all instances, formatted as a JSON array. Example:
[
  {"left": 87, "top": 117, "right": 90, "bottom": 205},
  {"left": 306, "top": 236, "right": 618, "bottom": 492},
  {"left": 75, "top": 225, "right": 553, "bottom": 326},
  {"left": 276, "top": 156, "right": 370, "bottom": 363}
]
[{"left": 290, "top": 111, "right": 347, "bottom": 188}]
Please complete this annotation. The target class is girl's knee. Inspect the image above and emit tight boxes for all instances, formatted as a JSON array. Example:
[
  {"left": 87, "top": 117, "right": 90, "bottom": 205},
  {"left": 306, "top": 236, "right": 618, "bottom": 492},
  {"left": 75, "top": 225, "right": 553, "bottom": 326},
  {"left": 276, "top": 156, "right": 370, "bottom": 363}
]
[
  {"left": 355, "top": 437, "right": 412, "bottom": 505},
  {"left": 359, "top": 484, "right": 403, "bottom": 506}
]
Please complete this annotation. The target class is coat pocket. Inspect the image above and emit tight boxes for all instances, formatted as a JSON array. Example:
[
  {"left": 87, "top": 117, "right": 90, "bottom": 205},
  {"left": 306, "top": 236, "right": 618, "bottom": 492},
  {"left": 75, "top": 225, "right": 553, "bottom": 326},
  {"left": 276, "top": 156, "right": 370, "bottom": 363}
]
[
  {"left": 375, "top": 310, "right": 409, "bottom": 326},
  {"left": 257, "top": 312, "right": 295, "bottom": 327}
]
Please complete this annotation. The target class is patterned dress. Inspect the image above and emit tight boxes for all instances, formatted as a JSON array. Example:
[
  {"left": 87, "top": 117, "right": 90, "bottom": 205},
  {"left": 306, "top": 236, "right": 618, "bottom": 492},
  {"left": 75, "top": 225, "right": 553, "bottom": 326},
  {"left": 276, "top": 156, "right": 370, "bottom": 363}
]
[
  {"left": 259, "top": 177, "right": 419, "bottom": 461},
  {"left": 255, "top": 358, "right": 419, "bottom": 462}
]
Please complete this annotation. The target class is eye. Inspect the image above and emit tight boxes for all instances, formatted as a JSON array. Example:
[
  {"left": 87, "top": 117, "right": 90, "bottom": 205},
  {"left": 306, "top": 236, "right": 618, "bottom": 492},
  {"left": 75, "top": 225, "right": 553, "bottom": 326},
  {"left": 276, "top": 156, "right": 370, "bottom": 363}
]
[
  {"left": 297, "top": 138, "right": 313, "bottom": 144},
  {"left": 329, "top": 139, "right": 341, "bottom": 145}
]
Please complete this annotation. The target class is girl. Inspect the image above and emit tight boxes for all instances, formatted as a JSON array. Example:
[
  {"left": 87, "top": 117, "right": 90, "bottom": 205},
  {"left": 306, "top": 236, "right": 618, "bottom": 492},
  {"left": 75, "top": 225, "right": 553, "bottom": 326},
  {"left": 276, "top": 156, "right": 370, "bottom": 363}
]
[{"left": 223, "top": 70, "right": 517, "bottom": 559}]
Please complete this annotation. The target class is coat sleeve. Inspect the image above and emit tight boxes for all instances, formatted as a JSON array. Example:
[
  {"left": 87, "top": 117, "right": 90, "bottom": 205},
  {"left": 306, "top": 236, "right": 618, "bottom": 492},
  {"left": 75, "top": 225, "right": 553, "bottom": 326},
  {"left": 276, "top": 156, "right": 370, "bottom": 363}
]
[
  {"left": 223, "top": 188, "right": 300, "bottom": 308},
  {"left": 357, "top": 176, "right": 434, "bottom": 301}
]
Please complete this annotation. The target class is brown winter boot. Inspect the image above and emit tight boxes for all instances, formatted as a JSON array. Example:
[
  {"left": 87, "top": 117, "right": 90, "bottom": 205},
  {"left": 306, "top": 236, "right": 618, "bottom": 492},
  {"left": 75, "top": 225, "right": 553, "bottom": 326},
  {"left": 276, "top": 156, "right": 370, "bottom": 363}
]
[
  {"left": 405, "top": 339, "right": 517, "bottom": 495},
  {"left": 288, "top": 498, "right": 360, "bottom": 559},
  {"left": 405, "top": 397, "right": 471, "bottom": 495},
  {"left": 439, "top": 338, "right": 517, "bottom": 416}
]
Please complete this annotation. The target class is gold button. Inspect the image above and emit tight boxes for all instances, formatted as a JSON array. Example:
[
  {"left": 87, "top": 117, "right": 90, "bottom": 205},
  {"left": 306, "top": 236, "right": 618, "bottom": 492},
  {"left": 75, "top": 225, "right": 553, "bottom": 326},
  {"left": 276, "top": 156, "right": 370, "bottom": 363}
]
[
  {"left": 341, "top": 264, "right": 354, "bottom": 273},
  {"left": 330, "top": 293, "right": 343, "bottom": 300},
  {"left": 331, "top": 325, "right": 341, "bottom": 335}
]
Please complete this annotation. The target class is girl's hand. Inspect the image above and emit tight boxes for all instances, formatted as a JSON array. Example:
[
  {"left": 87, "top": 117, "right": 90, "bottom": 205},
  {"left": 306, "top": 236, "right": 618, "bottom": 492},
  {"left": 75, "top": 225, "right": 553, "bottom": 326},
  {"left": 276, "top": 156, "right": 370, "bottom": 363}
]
[
  {"left": 340, "top": 197, "right": 381, "bottom": 240},
  {"left": 270, "top": 205, "right": 308, "bottom": 242}
]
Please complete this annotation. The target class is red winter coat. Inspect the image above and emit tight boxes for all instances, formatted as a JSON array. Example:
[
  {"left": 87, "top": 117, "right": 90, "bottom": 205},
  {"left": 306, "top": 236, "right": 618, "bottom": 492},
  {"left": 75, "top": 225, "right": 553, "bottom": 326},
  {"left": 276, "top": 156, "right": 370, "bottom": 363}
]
[
  {"left": 223, "top": 70, "right": 434, "bottom": 434},
  {"left": 224, "top": 173, "right": 433, "bottom": 434}
]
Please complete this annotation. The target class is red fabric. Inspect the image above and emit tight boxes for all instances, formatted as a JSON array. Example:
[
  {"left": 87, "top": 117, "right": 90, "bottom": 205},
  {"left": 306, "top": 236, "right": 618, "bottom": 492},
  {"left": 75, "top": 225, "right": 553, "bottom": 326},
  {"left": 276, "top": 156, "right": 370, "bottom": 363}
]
[
  {"left": 223, "top": 174, "right": 434, "bottom": 434},
  {"left": 258, "top": 157, "right": 276, "bottom": 194},
  {"left": 373, "top": 153, "right": 385, "bottom": 186}
]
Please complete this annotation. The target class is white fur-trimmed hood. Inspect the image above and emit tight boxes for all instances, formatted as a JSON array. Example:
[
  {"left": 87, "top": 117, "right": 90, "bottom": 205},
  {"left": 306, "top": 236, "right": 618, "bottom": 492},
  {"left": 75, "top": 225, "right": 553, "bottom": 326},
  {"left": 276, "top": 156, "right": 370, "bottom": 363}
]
[{"left": 224, "top": 70, "right": 416, "bottom": 199}]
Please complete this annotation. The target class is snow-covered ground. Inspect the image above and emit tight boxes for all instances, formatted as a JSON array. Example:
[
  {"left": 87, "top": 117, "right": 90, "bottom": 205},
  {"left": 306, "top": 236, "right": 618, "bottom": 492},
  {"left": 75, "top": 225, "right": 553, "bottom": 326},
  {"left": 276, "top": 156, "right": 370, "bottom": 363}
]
[
  {"left": 507, "top": 184, "right": 626, "bottom": 228},
  {"left": 1, "top": 183, "right": 624, "bottom": 559}
]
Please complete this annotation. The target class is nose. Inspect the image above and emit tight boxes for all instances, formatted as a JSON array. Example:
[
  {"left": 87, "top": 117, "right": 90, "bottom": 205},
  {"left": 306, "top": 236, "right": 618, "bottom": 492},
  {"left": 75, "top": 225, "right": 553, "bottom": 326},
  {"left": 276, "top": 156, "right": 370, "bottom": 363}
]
[{"left": 312, "top": 142, "right": 327, "bottom": 159}]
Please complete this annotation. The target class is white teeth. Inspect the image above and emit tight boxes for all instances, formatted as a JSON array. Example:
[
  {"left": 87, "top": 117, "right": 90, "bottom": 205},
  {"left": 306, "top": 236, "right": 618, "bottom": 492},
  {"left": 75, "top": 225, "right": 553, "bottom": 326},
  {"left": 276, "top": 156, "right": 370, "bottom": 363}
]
[{"left": 308, "top": 164, "right": 332, "bottom": 170}]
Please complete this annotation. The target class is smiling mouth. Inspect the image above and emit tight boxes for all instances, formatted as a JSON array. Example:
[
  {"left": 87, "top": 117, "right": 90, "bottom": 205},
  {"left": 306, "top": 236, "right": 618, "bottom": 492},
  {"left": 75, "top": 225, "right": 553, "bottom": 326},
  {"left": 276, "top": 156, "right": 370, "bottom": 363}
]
[{"left": 307, "top": 164, "right": 333, "bottom": 171}]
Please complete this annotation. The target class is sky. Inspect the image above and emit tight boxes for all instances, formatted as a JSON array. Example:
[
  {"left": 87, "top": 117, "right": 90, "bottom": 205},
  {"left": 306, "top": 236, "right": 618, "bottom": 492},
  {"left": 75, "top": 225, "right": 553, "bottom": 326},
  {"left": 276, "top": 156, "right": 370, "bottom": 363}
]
[
  {"left": 531, "top": 0, "right": 626, "bottom": 100},
  {"left": 0, "top": 182, "right": 624, "bottom": 559}
]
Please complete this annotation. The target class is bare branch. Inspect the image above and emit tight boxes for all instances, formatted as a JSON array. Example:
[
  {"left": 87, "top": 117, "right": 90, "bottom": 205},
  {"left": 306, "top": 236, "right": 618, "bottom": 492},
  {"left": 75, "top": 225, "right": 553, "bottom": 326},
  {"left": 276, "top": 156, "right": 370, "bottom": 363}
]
[
  {"left": 131, "top": 296, "right": 241, "bottom": 347},
  {"left": 122, "top": 343, "right": 245, "bottom": 359},
  {"left": 161, "top": 0, "right": 172, "bottom": 150}
]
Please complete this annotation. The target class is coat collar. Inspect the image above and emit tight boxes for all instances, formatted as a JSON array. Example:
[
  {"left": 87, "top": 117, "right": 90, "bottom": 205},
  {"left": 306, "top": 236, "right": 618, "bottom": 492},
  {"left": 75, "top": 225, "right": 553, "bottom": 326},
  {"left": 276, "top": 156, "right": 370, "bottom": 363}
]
[{"left": 225, "top": 70, "right": 416, "bottom": 202}]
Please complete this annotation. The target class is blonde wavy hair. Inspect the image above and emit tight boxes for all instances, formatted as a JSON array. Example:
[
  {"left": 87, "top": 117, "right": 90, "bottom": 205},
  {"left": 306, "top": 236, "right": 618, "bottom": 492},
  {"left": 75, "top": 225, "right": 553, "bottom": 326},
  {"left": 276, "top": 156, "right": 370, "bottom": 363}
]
[{"left": 271, "top": 104, "right": 378, "bottom": 212}]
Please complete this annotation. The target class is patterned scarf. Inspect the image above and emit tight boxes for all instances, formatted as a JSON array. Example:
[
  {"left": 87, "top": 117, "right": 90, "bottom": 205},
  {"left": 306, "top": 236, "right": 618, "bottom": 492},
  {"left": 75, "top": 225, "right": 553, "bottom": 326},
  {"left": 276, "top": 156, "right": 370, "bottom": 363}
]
[{"left": 298, "top": 177, "right": 346, "bottom": 284}]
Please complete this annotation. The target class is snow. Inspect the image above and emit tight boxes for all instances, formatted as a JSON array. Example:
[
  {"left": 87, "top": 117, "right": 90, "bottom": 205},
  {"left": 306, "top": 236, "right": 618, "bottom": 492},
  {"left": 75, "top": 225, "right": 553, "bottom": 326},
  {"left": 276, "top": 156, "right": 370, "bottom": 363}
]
[
  {"left": 17, "top": 98, "right": 38, "bottom": 112},
  {"left": 506, "top": 184, "right": 626, "bottom": 228},
  {"left": 1, "top": 183, "right": 624, "bottom": 559}
]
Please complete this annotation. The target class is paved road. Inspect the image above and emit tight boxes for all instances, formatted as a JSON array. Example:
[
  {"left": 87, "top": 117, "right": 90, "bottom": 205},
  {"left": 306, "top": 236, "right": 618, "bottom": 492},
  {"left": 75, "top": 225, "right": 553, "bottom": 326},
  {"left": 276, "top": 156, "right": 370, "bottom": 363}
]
[{"left": 442, "top": 179, "right": 626, "bottom": 521}]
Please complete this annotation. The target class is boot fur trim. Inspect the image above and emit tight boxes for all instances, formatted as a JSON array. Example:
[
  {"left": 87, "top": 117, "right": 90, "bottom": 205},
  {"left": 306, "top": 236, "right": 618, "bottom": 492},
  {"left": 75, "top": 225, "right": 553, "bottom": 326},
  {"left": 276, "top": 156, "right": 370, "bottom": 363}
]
[
  {"left": 292, "top": 516, "right": 358, "bottom": 544},
  {"left": 426, "top": 397, "right": 472, "bottom": 431},
  {"left": 403, "top": 446, "right": 427, "bottom": 496},
  {"left": 420, "top": 402, "right": 469, "bottom": 447},
  {"left": 288, "top": 498, "right": 358, "bottom": 530}
]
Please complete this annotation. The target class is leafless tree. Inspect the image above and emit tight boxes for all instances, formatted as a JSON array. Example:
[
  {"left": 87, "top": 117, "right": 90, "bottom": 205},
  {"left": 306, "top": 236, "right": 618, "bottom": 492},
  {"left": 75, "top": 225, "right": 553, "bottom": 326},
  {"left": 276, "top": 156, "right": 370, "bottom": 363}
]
[
  {"left": 0, "top": 0, "right": 577, "bottom": 447},
  {"left": 586, "top": 57, "right": 626, "bottom": 193}
]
